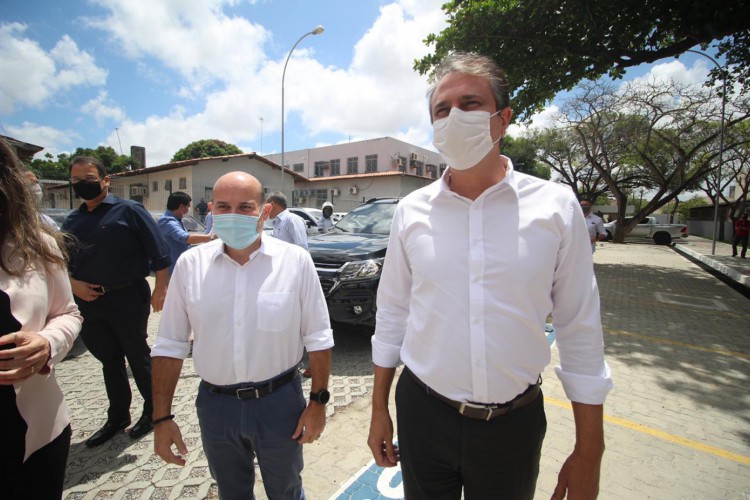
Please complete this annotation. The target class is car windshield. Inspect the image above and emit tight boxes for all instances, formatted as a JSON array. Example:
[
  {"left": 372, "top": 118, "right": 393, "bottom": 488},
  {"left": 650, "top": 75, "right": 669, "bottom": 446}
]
[{"left": 335, "top": 201, "right": 397, "bottom": 235}]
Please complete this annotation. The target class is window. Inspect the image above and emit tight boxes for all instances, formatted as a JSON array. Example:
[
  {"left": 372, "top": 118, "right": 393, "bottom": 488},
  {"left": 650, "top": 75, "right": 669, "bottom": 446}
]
[
  {"left": 329, "top": 159, "right": 340, "bottom": 176},
  {"left": 152, "top": 181, "right": 158, "bottom": 192},
  {"left": 164, "top": 179, "right": 172, "bottom": 191},
  {"left": 347, "top": 157, "right": 358, "bottom": 174},
  {"left": 365, "top": 154, "right": 378, "bottom": 173},
  {"left": 413, "top": 164, "right": 423, "bottom": 177},
  {"left": 314, "top": 161, "right": 326, "bottom": 177},
  {"left": 179, "top": 177, "right": 187, "bottom": 189},
  {"left": 293, "top": 163, "right": 304, "bottom": 172}
]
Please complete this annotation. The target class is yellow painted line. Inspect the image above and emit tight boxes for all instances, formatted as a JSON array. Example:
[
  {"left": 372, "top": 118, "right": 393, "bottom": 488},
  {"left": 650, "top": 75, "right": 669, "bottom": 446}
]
[
  {"left": 604, "top": 327, "right": 750, "bottom": 360},
  {"left": 545, "top": 397, "right": 750, "bottom": 465}
]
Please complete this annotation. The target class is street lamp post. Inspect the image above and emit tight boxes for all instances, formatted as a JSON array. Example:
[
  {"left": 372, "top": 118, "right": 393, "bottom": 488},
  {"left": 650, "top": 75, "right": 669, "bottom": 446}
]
[
  {"left": 281, "top": 25, "right": 325, "bottom": 194},
  {"left": 685, "top": 49, "right": 726, "bottom": 255}
]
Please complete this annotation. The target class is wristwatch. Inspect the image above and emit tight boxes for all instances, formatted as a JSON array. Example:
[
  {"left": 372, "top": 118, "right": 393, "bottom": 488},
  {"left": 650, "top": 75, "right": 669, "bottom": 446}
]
[{"left": 309, "top": 389, "right": 330, "bottom": 405}]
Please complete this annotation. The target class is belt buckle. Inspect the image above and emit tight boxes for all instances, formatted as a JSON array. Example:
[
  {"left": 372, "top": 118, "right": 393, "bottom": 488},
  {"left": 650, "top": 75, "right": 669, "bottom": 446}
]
[
  {"left": 236, "top": 387, "right": 259, "bottom": 400},
  {"left": 459, "top": 402, "right": 493, "bottom": 421}
]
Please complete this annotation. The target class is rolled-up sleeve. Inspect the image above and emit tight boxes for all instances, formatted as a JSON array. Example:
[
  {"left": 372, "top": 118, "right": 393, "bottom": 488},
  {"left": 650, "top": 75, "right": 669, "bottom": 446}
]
[
  {"left": 152, "top": 263, "right": 192, "bottom": 359},
  {"left": 552, "top": 196, "right": 613, "bottom": 404},
  {"left": 372, "top": 206, "right": 410, "bottom": 368}
]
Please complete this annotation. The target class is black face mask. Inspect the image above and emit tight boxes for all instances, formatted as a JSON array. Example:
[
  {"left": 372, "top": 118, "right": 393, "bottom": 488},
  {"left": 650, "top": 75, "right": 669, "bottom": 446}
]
[{"left": 73, "top": 180, "right": 104, "bottom": 200}]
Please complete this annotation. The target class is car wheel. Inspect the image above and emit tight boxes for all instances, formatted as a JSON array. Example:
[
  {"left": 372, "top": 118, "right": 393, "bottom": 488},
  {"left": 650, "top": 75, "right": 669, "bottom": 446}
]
[
  {"left": 605, "top": 231, "right": 613, "bottom": 241},
  {"left": 653, "top": 232, "right": 672, "bottom": 245}
]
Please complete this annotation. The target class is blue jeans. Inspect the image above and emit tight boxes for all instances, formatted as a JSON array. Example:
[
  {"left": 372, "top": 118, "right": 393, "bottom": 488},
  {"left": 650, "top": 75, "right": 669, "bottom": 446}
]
[{"left": 196, "top": 376, "right": 307, "bottom": 500}]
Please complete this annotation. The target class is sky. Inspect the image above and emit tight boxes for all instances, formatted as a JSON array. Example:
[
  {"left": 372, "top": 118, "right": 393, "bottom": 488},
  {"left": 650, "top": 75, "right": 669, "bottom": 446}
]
[{"left": 0, "top": 0, "right": 728, "bottom": 168}]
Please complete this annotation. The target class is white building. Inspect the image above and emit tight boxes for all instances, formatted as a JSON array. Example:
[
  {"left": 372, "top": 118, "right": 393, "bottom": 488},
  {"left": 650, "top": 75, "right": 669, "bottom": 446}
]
[{"left": 48, "top": 137, "right": 445, "bottom": 214}]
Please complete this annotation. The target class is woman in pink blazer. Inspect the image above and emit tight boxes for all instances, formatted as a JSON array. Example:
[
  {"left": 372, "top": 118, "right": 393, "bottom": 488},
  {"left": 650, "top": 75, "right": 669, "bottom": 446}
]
[{"left": 0, "top": 137, "right": 83, "bottom": 499}]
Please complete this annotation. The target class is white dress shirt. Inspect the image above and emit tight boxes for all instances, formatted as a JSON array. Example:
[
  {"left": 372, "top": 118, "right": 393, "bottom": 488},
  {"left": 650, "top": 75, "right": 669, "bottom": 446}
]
[
  {"left": 272, "top": 209, "right": 309, "bottom": 250},
  {"left": 153, "top": 236, "right": 333, "bottom": 385},
  {"left": 585, "top": 212, "right": 606, "bottom": 253},
  {"left": 372, "top": 158, "right": 612, "bottom": 405}
]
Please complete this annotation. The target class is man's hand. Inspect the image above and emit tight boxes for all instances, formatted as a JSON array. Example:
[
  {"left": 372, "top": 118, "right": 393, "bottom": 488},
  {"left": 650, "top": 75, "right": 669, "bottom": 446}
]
[
  {"left": 367, "top": 407, "right": 399, "bottom": 467},
  {"left": 153, "top": 420, "right": 188, "bottom": 466},
  {"left": 292, "top": 402, "right": 326, "bottom": 444},
  {"left": 551, "top": 447, "right": 602, "bottom": 499},
  {"left": 552, "top": 402, "right": 604, "bottom": 499},
  {"left": 0, "top": 332, "right": 52, "bottom": 385},
  {"left": 70, "top": 277, "right": 104, "bottom": 302}
]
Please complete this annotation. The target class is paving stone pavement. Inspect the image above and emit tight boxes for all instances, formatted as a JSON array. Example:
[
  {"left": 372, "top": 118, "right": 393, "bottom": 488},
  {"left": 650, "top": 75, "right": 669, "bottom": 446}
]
[{"left": 56, "top": 239, "right": 750, "bottom": 499}]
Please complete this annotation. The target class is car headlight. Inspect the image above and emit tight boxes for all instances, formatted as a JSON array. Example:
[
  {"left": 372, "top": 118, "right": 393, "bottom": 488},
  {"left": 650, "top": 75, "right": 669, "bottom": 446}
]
[{"left": 339, "top": 259, "right": 383, "bottom": 281}]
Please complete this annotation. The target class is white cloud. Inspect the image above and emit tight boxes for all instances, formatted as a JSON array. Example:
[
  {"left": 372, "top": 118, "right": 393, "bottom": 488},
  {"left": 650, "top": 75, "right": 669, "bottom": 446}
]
[
  {"left": 0, "top": 23, "right": 107, "bottom": 114},
  {"left": 631, "top": 59, "right": 710, "bottom": 88},
  {"left": 81, "top": 91, "right": 126, "bottom": 124},
  {"left": 85, "top": 0, "right": 270, "bottom": 88},
  {"left": 507, "top": 105, "right": 562, "bottom": 137},
  {"left": 79, "top": 0, "right": 448, "bottom": 166},
  {"left": 4, "top": 121, "right": 80, "bottom": 158}
]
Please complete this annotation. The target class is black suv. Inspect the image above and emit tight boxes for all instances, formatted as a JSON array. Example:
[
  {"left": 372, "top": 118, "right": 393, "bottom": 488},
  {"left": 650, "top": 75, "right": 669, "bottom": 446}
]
[{"left": 307, "top": 198, "right": 400, "bottom": 326}]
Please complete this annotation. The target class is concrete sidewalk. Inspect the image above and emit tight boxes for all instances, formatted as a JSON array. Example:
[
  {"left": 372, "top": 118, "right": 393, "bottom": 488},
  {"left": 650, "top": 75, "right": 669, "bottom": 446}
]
[{"left": 58, "top": 240, "right": 750, "bottom": 499}]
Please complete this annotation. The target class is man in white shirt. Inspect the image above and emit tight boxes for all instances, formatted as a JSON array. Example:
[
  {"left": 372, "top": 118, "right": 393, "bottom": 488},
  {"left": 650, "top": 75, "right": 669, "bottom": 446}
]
[
  {"left": 367, "top": 52, "right": 612, "bottom": 500},
  {"left": 266, "top": 192, "right": 309, "bottom": 250},
  {"left": 581, "top": 200, "right": 607, "bottom": 253},
  {"left": 152, "top": 172, "right": 334, "bottom": 499}
]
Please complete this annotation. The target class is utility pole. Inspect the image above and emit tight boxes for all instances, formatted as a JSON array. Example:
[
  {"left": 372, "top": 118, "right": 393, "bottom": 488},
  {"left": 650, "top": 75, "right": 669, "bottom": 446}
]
[
  {"left": 115, "top": 127, "right": 124, "bottom": 155},
  {"left": 259, "top": 116, "right": 264, "bottom": 155}
]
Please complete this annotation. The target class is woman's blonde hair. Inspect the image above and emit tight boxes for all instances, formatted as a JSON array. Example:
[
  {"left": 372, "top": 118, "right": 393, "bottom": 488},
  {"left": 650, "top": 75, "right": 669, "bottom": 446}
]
[{"left": 0, "top": 137, "right": 69, "bottom": 276}]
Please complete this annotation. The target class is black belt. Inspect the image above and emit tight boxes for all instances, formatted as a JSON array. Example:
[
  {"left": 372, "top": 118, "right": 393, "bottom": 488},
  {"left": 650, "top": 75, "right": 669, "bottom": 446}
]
[
  {"left": 100, "top": 282, "right": 141, "bottom": 293},
  {"left": 405, "top": 366, "right": 541, "bottom": 421},
  {"left": 201, "top": 369, "right": 299, "bottom": 400}
]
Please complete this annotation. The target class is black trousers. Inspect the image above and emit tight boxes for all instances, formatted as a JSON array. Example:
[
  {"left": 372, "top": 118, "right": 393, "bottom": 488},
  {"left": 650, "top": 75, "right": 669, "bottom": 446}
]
[
  {"left": 0, "top": 386, "right": 72, "bottom": 499},
  {"left": 732, "top": 234, "right": 748, "bottom": 257},
  {"left": 396, "top": 369, "right": 546, "bottom": 500},
  {"left": 76, "top": 279, "right": 153, "bottom": 422}
]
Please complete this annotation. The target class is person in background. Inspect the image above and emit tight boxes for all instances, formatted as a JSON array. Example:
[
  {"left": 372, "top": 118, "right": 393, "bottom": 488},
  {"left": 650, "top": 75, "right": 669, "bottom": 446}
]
[
  {"left": 581, "top": 199, "right": 607, "bottom": 253},
  {"left": 22, "top": 170, "right": 57, "bottom": 228},
  {"left": 368, "top": 52, "right": 612, "bottom": 500},
  {"left": 195, "top": 198, "right": 208, "bottom": 223},
  {"left": 61, "top": 156, "right": 171, "bottom": 447},
  {"left": 152, "top": 171, "right": 333, "bottom": 499},
  {"left": 204, "top": 201, "right": 213, "bottom": 234},
  {"left": 0, "top": 137, "right": 82, "bottom": 499},
  {"left": 732, "top": 213, "right": 749, "bottom": 258},
  {"left": 266, "top": 192, "right": 308, "bottom": 250},
  {"left": 317, "top": 201, "right": 335, "bottom": 233},
  {"left": 158, "top": 191, "right": 216, "bottom": 275}
]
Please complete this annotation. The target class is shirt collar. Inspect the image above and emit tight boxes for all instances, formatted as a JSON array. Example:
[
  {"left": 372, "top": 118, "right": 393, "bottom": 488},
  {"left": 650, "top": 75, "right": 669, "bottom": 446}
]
[
  {"left": 209, "top": 234, "right": 282, "bottom": 264},
  {"left": 431, "top": 155, "right": 519, "bottom": 202},
  {"left": 77, "top": 193, "right": 118, "bottom": 212}
]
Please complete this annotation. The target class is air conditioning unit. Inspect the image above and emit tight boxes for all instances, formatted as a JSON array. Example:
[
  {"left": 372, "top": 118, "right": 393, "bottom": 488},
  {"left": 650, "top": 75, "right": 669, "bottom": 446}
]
[
  {"left": 349, "top": 186, "right": 359, "bottom": 195},
  {"left": 331, "top": 188, "right": 340, "bottom": 196},
  {"left": 426, "top": 164, "right": 435, "bottom": 171},
  {"left": 394, "top": 158, "right": 404, "bottom": 167},
  {"left": 439, "top": 163, "right": 447, "bottom": 169},
  {"left": 130, "top": 185, "right": 148, "bottom": 197},
  {"left": 410, "top": 153, "right": 419, "bottom": 161}
]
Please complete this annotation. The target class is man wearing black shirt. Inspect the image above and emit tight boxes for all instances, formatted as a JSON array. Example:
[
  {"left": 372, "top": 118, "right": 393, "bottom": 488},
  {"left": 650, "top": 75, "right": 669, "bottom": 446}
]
[{"left": 62, "top": 156, "right": 171, "bottom": 447}]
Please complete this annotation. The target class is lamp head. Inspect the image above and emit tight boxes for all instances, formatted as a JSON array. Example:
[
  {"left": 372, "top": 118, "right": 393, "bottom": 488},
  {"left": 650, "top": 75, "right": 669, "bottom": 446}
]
[{"left": 312, "top": 25, "right": 325, "bottom": 35}]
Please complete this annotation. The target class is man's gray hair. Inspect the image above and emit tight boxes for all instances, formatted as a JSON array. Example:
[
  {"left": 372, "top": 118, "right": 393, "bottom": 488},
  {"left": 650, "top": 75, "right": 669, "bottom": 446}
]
[
  {"left": 266, "top": 191, "right": 288, "bottom": 208},
  {"left": 427, "top": 52, "right": 510, "bottom": 120}
]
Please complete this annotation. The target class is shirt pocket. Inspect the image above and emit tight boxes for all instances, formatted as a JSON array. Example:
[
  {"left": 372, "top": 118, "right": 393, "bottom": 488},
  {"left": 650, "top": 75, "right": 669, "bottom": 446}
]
[{"left": 256, "top": 292, "right": 294, "bottom": 332}]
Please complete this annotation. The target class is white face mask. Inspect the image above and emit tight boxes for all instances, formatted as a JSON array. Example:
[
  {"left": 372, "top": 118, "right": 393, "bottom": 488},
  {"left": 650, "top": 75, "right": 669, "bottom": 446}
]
[
  {"left": 432, "top": 107, "right": 502, "bottom": 170},
  {"left": 31, "top": 184, "right": 43, "bottom": 204}
]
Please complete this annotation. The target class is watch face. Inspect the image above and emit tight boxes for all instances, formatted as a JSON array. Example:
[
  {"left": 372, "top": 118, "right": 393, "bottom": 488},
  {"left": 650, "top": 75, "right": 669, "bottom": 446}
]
[{"left": 312, "top": 389, "right": 330, "bottom": 404}]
